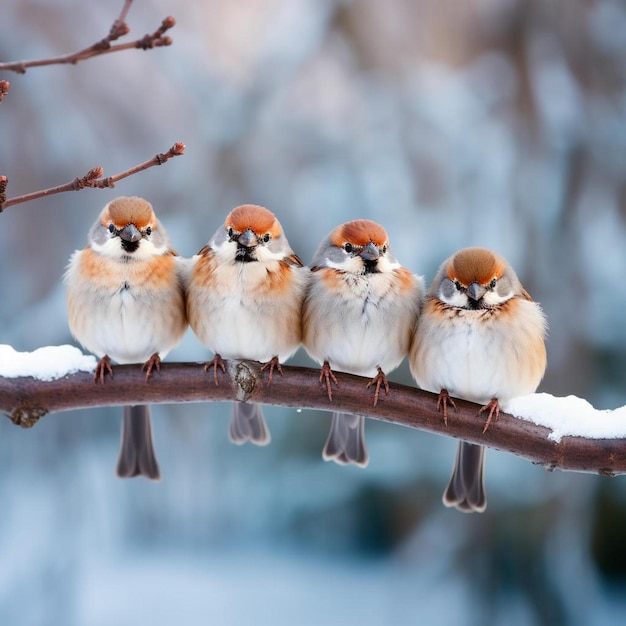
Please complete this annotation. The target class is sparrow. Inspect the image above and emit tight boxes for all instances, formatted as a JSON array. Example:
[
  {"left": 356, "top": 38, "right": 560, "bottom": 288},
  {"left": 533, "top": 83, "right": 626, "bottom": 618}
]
[
  {"left": 186, "top": 204, "right": 309, "bottom": 445},
  {"left": 65, "top": 196, "right": 187, "bottom": 480},
  {"left": 302, "top": 219, "right": 424, "bottom": 467},
  {"left": 409, "top": 247, "right": 547, "bottom": 512}
]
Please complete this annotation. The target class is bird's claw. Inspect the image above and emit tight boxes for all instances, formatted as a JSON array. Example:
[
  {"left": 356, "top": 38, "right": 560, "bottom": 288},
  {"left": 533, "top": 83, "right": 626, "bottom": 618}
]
[
  {"left": 319, "top": 361, "right": 338, "bottom": 401},
  {"left": 142, "top": 353, "right": 161, "bottom": 381},
  {"left": 94, "top": 355, "right": 113, "bottom": 383},
  {"left": 366, "top": 366, "right": 390, "bottom": 407},
  {"left": 436, "top": 388, "right": 457, "bottom": 426},
  {"left": 260, "top": 356, "right": 283, "bottom": 385},
  {"left": 204, "top": 353, "right": 226, "bottom": 385},
  {"left": 479, "top": 398, "right": 500, "bottom": 433}
]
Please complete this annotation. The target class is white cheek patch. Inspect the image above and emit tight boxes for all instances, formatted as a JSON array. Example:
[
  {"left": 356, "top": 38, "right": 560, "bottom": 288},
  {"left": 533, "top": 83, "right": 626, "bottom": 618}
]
[
  {"left": 322, "top": 251, "right": 397, "bottom": 274},
  {"left": 439, "top": 288, "right": 468, "bottom": 308},
  {"left": 483, "top": 289, "right": 514, "bottom": 306},
  {"left": 129, "top": 238, "right": 165, "bottom": 261},
  {"left": 213, "top": 239, "right": 287, "bottom": 266},
  {"left": 212, "top": 240, "right": 237, "bottom": 264},
  {"left": 91, "top": 237, "right": 123, "bottom": 258},
  {"left": 324, "top": 254, "right": 366, "bottom": 274},
  {"left": 91, "top": 236, "right": 165, "bottom": 261},
  {"left": 324, "top": 257, "right": 345, "bottom": 271},
  {"left": 377, "top": 256, "right": 401, "bottom": 272},
  {"left": 255, "top": 244, "right": 288, "bottom": 263}
]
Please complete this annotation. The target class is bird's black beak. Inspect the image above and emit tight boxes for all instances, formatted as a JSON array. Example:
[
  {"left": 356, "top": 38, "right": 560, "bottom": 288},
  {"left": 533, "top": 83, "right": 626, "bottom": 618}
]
[
  {"left": 237, "top": 229, "right": 257, "bottom": 248},
  {"left": 119, "top": 224, "right": 142, "bottom": 243},
  {"left": 359, "top": 242, "right": 380, "bottom": 262},
  {"left": 467, "top": 281, "right": 486, "bottom": 302},
  {"left": 360, "top": 242, "right": 380, "bottom": 273},
  {"left": 235, "top": 228, "right": 258, "bottom": 262}
]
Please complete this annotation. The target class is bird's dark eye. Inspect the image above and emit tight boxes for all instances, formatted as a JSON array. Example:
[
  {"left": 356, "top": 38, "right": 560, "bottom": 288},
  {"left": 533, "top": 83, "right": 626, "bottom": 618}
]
[
  {"left": 382, "top": 245, "right": 387, "bottom": 254},
  {"left": 263, "top": 233, "right": 270, "bottom": 243},
  {"left": 344, "top": 243, "right": 353, "bottom": 253},
  {"left": 454, "top": 280, "right": 463, "bottom": 291},
  {"left": 108, "top": 223, "right": 115, "bottom": 234},
  {"left": 227, "top": 227, "right": 234, "bottom": 239},
  {"left": 145, "top": 226, "right": 152, "bottom": 236},
  {"left": 489, "top": 278, "right": 497, "bottom": 289}
]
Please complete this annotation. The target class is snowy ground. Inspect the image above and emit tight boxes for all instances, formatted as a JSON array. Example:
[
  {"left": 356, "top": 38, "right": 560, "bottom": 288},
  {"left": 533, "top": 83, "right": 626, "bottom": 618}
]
[{"left": 76, "top": 550, "right": 454, "bottom": 626}]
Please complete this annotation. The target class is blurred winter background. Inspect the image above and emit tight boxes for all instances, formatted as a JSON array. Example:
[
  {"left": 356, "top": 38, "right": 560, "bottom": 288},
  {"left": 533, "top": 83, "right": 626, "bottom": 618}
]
[{"left": 1, "top": 0, "right": 626, "bottom": 623}]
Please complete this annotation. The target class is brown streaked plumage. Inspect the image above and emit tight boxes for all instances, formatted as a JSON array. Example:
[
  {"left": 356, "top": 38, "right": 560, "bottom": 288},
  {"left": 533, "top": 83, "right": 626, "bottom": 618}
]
[
  {"left": 188, "top": 247, "right": 303, "bottom": 304},
  {"left": 77, "top": 247, "right": 180, "bottom": 288},
  {"left": 394, "top": 266, "right": 419, "bottom": 294}
]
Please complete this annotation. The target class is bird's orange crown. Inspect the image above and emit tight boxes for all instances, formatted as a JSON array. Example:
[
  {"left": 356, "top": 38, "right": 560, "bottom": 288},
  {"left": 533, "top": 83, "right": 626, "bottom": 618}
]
[
  {"left": 103, "top": 196, "right": 155, "bottom": 229},
  {"left": 225, "top": 204, "right": 281, "bottom": 238},
  {"left": 447, "top": 247, "right": 506, "bottom": 285},
  {"left": 331, "top": 219, "right": 388, "bottom": 248}
]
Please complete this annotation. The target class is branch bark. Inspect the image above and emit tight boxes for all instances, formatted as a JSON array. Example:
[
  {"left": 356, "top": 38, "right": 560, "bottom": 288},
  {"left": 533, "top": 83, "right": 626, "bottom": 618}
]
[
  {"left": 0, "top": 2, "right": 175, "bottom": 74},
  {"left": 0, "top": 361, "right": 622, "bottom": 477},
  {"left": 0, "top": 80, "right": 9, "bottom": 101},
  {"left": 0, "top": 142, "right": 185, "bottom": 212}
]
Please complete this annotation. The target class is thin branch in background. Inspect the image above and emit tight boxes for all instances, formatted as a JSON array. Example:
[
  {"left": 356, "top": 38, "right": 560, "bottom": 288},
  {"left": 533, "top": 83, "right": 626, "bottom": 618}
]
[
  {"left": 0, "top": 0, "right": 175, "bottom": 74},
  {"left": 0, "top": 176, "right": 6, "bottom": 209},
  {"left": 0, "top": 143, "right": 185, "bottom": 212},
  {"left": 110, "top": 0, "right": 135, "bottom": 37},
  {"left": 0, "top": 361, "right": 624, "bottom": 477},
  {"left": 0, "top": 81, "right": 8, "bottom": 204},
  {"left": 0, "top": 80, "right": 9, "bottom": 101}
]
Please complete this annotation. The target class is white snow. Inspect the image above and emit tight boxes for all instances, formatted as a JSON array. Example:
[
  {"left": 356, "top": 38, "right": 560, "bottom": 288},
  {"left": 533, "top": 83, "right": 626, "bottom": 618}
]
[
  {"left": 504, "top": 393, "right": 626, "bottom": 443},
  {"left": 0, "top": 344, "right": 96, "bottom": 381}
]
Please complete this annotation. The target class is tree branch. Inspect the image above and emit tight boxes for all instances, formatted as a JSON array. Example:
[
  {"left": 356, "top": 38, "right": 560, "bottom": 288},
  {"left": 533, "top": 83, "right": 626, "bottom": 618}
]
[
  {"left": 0, "top": 142, "right": 185, "bottom": 212},
  {"left": 0, "top": 1, "right": 175, "bottom": 74},
  {"left": 0, "top": 361, "right": 623, "bottom": 476}
]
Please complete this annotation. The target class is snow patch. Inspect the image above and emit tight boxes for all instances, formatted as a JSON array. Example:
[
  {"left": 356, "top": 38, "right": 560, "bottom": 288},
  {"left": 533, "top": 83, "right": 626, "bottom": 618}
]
[
  {"left": 0, "top": 344, "right": 96, "bottom": 381},
  {"left": 504, "top": 393, "right": 626, "bottom": 443}
]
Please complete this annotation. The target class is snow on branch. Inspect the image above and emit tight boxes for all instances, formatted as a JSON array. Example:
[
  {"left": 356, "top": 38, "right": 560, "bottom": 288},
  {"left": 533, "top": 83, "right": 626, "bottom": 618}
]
[
  {"left": 0, "top": 142, "right": 185, "bottom": 212},
  {"left": 1, "top": 346, "right": 625, "bottom": 477},
  {"left": 0, "top": 1, "right": 175, "bottom": 74}
]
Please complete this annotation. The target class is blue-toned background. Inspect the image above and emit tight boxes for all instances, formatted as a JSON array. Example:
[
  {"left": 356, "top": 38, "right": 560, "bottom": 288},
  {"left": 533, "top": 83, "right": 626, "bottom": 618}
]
[{"left": 1, "top": 1, "right": 626, "bottom": 624}]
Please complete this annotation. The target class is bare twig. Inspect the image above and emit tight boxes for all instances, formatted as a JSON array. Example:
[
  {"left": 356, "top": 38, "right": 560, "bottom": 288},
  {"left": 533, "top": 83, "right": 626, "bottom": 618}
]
[
  {"left": 112, "top": 0, "right": 135, "bottom": 35},
  {"left": 0, "top": 176, "right": 7, "bottom": 208},
  {"left": 0, "top": 1, "right": 175, "bottom": 74},
  {"left": 0, "top": 80, "right": 9, "bottom": 101},
  {"left": 0, "top": 361, "right": 623, "bottom": 476},
  {"left": 0, "top": 143, "right": 185, "bottom": 212}
]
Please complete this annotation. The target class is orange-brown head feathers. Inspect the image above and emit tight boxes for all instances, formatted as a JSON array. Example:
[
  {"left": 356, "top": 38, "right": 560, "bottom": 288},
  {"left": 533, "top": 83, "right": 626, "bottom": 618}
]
[
  {"left": 204, "top": 204, "right": 300, "bottom": 266},
  {"left": 102, "top": 196, "right": 155, "bottom": 230},
  {"left": 225, "top": 204, "right": 282, "bottom": 239},
  {"left": 329, "top": 219, "right": 388, "bottom": 249},
  {"left": 89, "top": 196, "right": 172, "bottom": 258},
  {"left": 310, "top": 219, "right": 402, "bottom": 274},
  {"left": 446, "top": 247, "right": 506, "bottom": 287},
  {"left": 431, "top": 246, "right": 530, "bottom": 307}
]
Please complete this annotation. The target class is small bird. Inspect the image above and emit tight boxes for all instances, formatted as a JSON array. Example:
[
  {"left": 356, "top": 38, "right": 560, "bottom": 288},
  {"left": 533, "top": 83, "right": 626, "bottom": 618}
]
[
  {"left": 409, "top": 247, "right": 547, "bottom": 512},
  {"left": 65, "top": 196, "right": 187, "bottom": 480},
  {"left": 302, "top": 219, "right": 424, "bottom": 467},
  {"left": 186, "top": 204, "right": 309, "bottom": 445}
]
